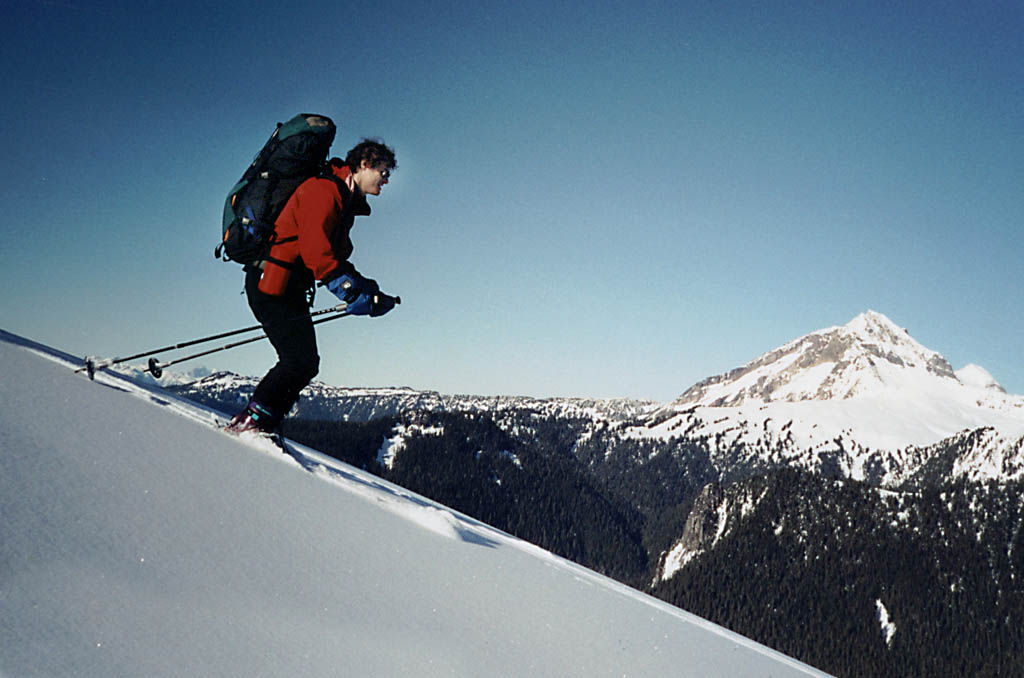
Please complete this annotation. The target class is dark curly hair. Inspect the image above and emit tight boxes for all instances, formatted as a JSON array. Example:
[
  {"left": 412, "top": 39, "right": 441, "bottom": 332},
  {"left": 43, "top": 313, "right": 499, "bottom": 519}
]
[{"left": 335, "top": 139, "right": 397, "bottom": 172}]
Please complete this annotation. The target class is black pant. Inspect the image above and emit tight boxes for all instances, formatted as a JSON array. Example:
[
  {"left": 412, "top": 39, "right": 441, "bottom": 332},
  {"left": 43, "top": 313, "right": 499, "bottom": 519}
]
[{"left": 245, "top": 269, "right": 320, "bottom": 427}]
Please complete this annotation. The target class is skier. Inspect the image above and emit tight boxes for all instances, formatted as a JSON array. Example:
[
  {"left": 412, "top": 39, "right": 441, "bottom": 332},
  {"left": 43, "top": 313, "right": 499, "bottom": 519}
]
[{"left": 226, "top": 139, "right": 398, "bottom": 435}]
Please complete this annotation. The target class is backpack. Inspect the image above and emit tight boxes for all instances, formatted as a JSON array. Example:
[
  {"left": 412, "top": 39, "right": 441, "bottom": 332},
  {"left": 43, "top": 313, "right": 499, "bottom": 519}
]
[{"left": 216, "top": 113, "right": 337, "bottom": 268}]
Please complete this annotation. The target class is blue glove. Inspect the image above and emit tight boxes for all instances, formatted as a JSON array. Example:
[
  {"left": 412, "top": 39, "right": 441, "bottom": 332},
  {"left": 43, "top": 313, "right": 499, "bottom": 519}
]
[
  {"left": 325, "top": 273, "right": 379, "bottom": 304},
  {"left": 346, "top": 290, "right": 398, "bottom": 316},
  {"left": 369, "top": 293, "right": 397, "bottom": 317},
  {"left": 326, "top": 273, "right": 395, "bottom": 317}
]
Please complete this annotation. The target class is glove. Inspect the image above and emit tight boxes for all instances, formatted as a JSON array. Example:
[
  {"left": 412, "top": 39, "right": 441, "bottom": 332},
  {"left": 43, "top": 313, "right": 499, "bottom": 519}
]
[
  {"left": 325, "top": 272, "right": 379, "bottom": 304},
  {"left": 369, "top": 292, "right": 397, "bottom": 317},
  {"left": 346, "top": 290, "right": 397, "bottom": 317},
  {"left": 325, "top": 273, "right": 396, "bottom": 317}
]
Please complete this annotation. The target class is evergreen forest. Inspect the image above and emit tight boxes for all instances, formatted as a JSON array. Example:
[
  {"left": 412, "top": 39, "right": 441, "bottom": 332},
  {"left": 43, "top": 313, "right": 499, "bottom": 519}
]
[{"left": 274, "top": 408, "right": 1023, "bottom": 677}]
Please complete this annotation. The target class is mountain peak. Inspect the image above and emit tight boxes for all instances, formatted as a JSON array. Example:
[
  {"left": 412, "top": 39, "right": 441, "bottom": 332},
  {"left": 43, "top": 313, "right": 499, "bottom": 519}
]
[
  {"left": 956, "top": 363, "right": 1007, "bottom": 393},
  {"left": 674, "top": 311, "right": 959, "bottom": 406},
  {"left": 846, "top": 309, "right": 904, "bottom": 335}
]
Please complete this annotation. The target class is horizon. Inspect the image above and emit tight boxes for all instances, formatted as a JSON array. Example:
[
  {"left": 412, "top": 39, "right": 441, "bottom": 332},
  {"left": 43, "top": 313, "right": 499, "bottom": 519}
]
[
  {"left": 83, "top": 306, "right": 1021, "bottom": 402},
  {"left": 3, "top": 1, "right": 1021, "bottom": 401}
]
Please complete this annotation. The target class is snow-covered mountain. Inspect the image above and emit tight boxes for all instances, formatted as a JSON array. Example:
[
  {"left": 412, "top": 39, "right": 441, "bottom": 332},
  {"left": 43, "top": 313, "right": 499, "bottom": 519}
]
[
  {"left": 674, "top": 310, "right": 960, "bottom": 405},
  {"left": 0, "top": 330, "right": 828, "bottom": 678},
  {"left": 629, "top": 311, "right": 1024, "bottom": 486},
  {"left": 164, "top": 370, "right": 658, "bottom": 424}
]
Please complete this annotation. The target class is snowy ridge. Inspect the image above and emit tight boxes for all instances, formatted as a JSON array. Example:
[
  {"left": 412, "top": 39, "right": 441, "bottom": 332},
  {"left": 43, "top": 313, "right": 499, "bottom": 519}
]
[
  {"left": 629, "top": 311, "right": 1024, "bottom": 486},
  {"left": 956, "top": 363, "right": 1007, "bottom": 393},
  {"left": 0, "top": 330, "right": 830, "bottom": 678},
  {"left": 167, "top": 370, "right": 659, "bottom": 423}
]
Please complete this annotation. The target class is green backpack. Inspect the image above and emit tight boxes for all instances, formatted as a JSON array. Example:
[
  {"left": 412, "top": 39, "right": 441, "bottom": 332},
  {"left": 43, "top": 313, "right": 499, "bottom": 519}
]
[{"left": 216, "top": 114, "right": 337, "bottom": 268}]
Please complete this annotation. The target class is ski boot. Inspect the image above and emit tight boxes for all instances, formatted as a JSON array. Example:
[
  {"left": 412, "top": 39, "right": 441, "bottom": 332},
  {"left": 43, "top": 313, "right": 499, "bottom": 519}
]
[{"left": 224, "top": 401, "right": 278, "bottom": 436}]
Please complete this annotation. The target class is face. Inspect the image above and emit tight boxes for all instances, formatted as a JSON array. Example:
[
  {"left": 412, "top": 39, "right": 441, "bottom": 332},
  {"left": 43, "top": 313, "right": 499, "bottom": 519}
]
[{"left": 353, "top": 160, "right": 390, "bottom": 196}]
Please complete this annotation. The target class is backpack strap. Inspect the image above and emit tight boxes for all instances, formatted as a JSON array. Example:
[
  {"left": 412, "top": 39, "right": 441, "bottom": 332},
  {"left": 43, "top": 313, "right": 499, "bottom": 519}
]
[{"left": 262, "top": 231, "right": 301, "bottom": 271}]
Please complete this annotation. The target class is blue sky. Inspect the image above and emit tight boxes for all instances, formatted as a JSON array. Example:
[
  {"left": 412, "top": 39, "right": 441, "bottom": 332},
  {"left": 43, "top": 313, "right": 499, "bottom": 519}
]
[{"left": 2, "top": 0, "right": 1021, "bottom": 400}]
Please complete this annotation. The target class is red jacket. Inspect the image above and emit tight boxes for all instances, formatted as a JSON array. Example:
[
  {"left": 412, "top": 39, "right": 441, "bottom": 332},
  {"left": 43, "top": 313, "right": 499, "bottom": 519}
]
[{"left": 257, "top": 164, "right": 370, "bottom": 296}]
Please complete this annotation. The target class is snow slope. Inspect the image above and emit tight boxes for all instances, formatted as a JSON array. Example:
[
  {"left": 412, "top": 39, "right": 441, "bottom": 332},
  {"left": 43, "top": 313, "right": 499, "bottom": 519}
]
[{"left": 0, "top": 331, "right": 829, "bottom": 678}]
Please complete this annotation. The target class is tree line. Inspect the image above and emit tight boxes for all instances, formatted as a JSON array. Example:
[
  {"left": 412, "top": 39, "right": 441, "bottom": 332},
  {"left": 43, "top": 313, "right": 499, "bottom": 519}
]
[{"left": 276, "top": 408, "right": 1024, "bottom": 677}]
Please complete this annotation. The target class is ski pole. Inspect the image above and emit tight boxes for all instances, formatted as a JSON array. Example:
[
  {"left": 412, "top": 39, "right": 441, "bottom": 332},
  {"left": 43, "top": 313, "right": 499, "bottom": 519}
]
[
  {"left": 144, "top": 309, "right": 351, "bottom": 379},
  {"left": 79, "top": 303, "right": 349, "bottom": 379},
  {"left": 144, "top": 295, "right": 399, "bottom": 378}
]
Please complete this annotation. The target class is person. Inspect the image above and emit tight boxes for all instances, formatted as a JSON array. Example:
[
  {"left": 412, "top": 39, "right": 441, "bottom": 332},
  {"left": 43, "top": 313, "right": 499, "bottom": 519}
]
[{"left": 226, "top": 139, "right": 399, "bottom": 435}]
